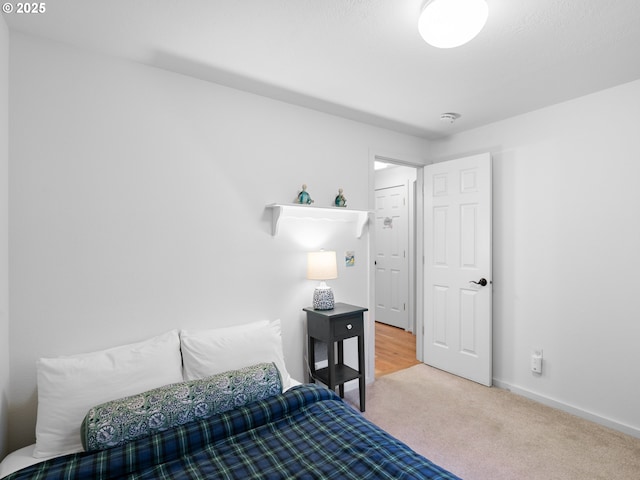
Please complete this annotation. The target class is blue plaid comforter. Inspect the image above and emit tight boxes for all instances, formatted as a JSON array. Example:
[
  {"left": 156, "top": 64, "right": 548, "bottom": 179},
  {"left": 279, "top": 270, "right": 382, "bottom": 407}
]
[{"left": 5, "top": 384, "right": 460, "bottom": 479}]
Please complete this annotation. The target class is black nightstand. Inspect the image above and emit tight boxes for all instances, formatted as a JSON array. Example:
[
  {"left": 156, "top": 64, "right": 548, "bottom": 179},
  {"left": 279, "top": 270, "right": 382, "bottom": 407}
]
[{"left": 303, "top": 302, "right": 367, "bottom": 412}]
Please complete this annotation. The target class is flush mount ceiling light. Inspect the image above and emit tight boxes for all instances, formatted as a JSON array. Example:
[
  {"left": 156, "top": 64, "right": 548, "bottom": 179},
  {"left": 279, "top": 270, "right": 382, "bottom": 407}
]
[{"left": 418, "top": 0, "right": 488, "bottom": 49}]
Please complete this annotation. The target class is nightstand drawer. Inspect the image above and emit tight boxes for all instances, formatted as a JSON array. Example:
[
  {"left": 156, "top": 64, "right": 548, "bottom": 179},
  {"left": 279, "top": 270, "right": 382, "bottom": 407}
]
[{"left": 332, "top": 316, "right": 363, "bottom": 339}]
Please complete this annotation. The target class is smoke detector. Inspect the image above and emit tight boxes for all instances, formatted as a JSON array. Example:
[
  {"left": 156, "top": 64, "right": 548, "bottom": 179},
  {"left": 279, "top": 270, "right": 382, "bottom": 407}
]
[{"left": 440, "top": 112, "right": 461, "bottom": 123}]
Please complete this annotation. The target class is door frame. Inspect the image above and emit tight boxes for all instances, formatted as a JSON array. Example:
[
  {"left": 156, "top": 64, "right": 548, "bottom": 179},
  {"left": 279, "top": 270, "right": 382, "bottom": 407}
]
[{"left": 367, "top": 150, "right": 426, "bottom": 384}]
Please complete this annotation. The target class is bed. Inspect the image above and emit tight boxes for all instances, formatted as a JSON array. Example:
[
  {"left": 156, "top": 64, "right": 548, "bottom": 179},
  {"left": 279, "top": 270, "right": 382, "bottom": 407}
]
[{"left": 0, "top": 321, "right": 460, "bottom": 479}]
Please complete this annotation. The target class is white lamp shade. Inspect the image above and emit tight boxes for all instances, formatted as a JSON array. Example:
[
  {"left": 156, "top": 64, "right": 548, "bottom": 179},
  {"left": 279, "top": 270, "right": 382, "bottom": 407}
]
[
  {"left": 307, "top": 251, "right": 338, "bottom": 280},
  {"left": 418, "top": 0, "right": 488, "bottom": 49}
]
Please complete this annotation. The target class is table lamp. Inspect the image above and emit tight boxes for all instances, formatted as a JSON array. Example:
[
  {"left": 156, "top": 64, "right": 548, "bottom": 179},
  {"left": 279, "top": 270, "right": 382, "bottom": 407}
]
[{"left": 307, "top": 250, "right": 338, "bottom": 310}]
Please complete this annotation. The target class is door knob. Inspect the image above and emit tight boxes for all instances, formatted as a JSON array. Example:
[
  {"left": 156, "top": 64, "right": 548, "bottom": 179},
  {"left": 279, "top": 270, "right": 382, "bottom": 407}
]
[{"left": 469, "top": 278, "right": 488, "bottom": 287}]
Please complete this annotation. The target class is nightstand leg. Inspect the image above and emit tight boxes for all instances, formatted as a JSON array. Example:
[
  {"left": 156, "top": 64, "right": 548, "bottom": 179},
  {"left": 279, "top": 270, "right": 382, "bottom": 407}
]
[
  {"left": 328, "top": 339, "right": 336, "bottom": 392},
  {"left": 308, "top": 336, "right": 316, "bottom": 383},
  {"left": 337, "top": 340, "right": 344, "bottom": 398},
  {"left": 358, "top": 333, "right": 365, "bottom": 412}
]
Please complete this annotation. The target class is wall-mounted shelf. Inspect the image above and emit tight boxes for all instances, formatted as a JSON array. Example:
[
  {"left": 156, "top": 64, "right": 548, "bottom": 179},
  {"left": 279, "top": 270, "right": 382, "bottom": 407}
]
[{"left": 267, "top": 204, "right": 371, "bottom": 238}]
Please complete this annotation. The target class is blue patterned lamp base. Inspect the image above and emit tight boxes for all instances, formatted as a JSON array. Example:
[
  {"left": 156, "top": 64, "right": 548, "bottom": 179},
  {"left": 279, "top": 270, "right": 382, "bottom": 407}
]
[{"left": 313, "top": 287, "right": 335, "bottom": 310}]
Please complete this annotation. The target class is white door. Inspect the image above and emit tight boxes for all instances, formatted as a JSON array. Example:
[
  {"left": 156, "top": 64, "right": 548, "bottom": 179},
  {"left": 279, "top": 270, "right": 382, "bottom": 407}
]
[
  {"left": 424, "top": 153, "right": 492, "bottom": 386},
  {"left": 375, "top": 185, "right": 409, "bottom": 330}
]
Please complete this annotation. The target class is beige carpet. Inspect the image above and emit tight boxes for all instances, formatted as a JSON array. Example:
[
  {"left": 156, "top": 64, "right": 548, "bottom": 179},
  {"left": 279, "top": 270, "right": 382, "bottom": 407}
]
[{"left": 344, "top": 364, "right": 640, "bottom": 480}]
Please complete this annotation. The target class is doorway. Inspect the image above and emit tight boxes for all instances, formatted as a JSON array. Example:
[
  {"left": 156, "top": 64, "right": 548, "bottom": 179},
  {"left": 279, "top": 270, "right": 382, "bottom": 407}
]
[
  {"left": 370, "top": 156, "right": 423, "bottom": 378},
  {"left": 374, "top": 321, "right": 421, "bottom": 378},
  {"left": 367, "top": 152, "right": 492, "bottom": 386}
]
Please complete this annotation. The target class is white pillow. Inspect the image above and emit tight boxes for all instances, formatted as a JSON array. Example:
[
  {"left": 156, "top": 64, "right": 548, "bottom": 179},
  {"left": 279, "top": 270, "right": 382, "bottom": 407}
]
[
  {"left": 34, "top": 330, "right": 183, "bottom": 458},
  {"left": 180, "top": 319, "right": 292, "bottom": 390}
]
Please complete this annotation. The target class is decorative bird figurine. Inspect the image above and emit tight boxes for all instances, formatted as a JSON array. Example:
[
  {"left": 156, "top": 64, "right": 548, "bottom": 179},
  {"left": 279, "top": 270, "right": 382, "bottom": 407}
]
[{"left": 297, "top": 184, "right": 314, "bottom": 204}]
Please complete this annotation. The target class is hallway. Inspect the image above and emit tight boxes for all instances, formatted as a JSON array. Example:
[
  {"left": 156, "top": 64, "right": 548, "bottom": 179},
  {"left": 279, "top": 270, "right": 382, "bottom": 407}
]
[{"left": 374, "top": 322, "right": 420, "bottom": 378}]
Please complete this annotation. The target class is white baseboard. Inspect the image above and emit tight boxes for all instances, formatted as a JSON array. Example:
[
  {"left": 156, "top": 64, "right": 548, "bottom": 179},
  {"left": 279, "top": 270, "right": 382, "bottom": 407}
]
[
  {"left": 492, "top": 379, "right": 640, "bottom": 439},
  {"left": 314, "top": 360, "right": 328, "bottom": 369}
]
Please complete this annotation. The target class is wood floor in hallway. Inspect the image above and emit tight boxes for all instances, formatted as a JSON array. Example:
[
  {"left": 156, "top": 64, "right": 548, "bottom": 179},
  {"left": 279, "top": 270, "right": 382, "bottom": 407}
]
[{"left": 374, "top": 321, "right": 421, "bottom": 378}]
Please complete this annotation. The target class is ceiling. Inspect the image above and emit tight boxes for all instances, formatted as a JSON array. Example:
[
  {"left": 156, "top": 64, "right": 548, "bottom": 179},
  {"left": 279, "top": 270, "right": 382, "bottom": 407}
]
[{"left": 4, "top": 0, "right": 640, "bottom": 139}]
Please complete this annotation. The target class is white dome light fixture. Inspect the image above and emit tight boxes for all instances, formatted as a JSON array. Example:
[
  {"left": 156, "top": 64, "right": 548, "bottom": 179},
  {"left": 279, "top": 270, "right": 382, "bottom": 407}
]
[{"left": 418, "top": 0, "right": 488, "bottom": 49}]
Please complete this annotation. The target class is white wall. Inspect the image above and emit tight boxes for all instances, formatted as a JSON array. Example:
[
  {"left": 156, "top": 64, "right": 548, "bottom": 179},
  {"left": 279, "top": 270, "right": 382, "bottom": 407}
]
[
  {"left": 0, "top": 14, "right": 10, "bottom": 462},
  {"left": 7, "top": 32, "right": 428, "bottom": 451},
  {"left": 430, "top": 79, "right": 640, "bottom": 436}
]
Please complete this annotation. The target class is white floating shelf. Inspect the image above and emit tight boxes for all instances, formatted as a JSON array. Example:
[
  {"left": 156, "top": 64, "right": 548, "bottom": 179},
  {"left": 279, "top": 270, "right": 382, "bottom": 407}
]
[{"left": 267, "top": 203, "right": 371, "bottom": 238}]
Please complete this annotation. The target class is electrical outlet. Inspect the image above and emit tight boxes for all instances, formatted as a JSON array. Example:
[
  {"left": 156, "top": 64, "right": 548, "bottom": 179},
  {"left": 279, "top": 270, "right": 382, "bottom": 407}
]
[{"left": 531, "top": 348, "right": 543, "bottom": 374}]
